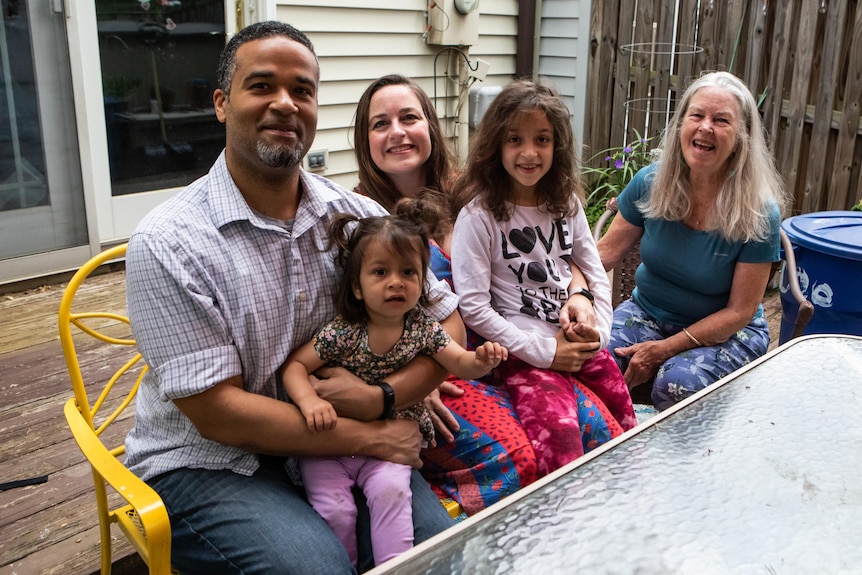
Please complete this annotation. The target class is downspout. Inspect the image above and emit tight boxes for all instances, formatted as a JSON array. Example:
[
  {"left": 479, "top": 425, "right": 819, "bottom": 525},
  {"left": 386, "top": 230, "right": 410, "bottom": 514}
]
[
  {"left": 532, "top": 0, "right": 543, "bottom": 79},
  {"left": 516, "top": 0, "right": 538, "bottom": 78}
]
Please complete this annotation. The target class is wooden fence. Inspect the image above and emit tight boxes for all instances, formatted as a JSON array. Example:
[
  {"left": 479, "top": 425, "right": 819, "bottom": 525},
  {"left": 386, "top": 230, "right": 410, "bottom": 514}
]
[{"left": 585, "top": 0, "right": 862, "bottom": 215}]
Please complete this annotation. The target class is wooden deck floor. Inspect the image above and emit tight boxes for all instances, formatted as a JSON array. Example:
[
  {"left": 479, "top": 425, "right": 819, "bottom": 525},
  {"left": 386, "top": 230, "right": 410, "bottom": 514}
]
[
  {"left": 0, "top": 267, "right": 786, "bottom": 575},
  {"left": 0, "top": 266, "right": 147, "bottom": 575}
]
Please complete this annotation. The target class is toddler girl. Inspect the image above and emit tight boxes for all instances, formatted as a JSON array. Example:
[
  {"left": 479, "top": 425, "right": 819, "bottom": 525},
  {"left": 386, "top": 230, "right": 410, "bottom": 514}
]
[{"left": 282, "top": 212, "right": 507, "bottom": 567}]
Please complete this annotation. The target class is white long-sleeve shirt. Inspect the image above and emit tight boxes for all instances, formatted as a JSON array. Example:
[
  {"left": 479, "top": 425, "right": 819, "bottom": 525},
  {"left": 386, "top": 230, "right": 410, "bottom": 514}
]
[{"left": 451, "top": 199, "right": 612, "bottom": 369}]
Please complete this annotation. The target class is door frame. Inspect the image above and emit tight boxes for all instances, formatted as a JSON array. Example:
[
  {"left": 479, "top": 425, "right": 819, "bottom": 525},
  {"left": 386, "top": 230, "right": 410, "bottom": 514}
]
[{"left": 64, "top": 0, "right": 272, "bottom": 249}]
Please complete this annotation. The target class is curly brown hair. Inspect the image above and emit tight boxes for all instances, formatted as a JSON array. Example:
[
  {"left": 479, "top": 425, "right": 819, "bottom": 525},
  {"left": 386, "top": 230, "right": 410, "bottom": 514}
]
[
  {"left": 453, "top": 78, "right": 585, "bottom": 221},
  {"left": 392, "top": 187, "right": 458, "bottom": 245}
]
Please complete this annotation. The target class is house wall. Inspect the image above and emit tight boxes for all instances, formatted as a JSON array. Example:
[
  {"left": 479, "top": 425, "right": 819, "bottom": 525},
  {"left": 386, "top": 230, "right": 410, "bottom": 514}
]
[
  {"left": 274, "top": 0, "right": 519, "bottom": 190},
  {"left": 536, "top": 0, "right": 592, "bottom": 153}
]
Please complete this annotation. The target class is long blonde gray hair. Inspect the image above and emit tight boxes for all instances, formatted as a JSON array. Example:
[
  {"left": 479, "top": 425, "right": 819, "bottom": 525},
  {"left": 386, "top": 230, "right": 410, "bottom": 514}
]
[{"left": 644, "top": 71, "right": 787, "bottom": 242}]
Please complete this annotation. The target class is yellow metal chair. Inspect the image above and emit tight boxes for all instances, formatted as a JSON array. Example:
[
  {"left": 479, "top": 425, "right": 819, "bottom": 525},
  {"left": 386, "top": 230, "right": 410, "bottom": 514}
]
[
  {"left": 60, "top": 244, "right": 462, "bottom": 575},
  {"left": 59, "top": 243, "right": 173, "bottom": 575}
]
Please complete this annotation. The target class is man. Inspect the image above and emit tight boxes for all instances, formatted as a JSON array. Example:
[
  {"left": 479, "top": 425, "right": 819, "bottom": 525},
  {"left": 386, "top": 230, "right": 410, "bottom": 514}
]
[{"left": 125, "top": 21, "right": 459, "bottom": 574}]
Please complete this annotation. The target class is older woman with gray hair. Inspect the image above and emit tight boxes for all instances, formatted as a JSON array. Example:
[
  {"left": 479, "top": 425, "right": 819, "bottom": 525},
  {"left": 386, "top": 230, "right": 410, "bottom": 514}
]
[{"left": 598, "top": 71, "right": 788, "bottom": 410}]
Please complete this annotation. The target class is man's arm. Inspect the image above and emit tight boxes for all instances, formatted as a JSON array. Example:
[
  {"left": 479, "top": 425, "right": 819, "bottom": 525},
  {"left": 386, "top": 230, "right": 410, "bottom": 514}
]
[
  {"left": 311, "top": 310, "right": 466, "bottom": 420},
  {"left": 174, "top": 376, "right": 424, "bottom": 466}
]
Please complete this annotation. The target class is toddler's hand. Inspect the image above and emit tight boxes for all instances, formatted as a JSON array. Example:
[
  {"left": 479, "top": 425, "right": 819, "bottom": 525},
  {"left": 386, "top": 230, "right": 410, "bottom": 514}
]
[
  {"left": 300, "top": 398, "right": 337, "bottom": 432},
  {"left": 475, "top": 341, "right": 508, "bottom": 370}
]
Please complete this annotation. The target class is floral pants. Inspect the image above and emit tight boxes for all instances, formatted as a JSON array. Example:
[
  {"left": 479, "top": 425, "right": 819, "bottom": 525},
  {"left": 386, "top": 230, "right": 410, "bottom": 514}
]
[{"left": 608, "top": 298, "right": 770, "bottom": 410}]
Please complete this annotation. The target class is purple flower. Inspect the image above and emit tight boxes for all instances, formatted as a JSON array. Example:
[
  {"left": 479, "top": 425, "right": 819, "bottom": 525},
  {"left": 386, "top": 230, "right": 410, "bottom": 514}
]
[
  {"left": 605, "top": 155, "right": 612, "bottom": 162},
  {"left": 623, "top": 146, "right": 632, "bottom": 154},
  {"left": 615, "top": 158, "right": 625, "bottom": 169}
]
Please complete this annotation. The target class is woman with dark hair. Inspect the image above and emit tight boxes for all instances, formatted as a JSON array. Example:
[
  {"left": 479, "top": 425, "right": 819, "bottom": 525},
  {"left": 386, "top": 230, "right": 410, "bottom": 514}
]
[
  {"left": 352, "top": 74, "right": 629, "bottom": 514},
  {"left": 353, "top": 74, "right": 457, "bottom": 216}
]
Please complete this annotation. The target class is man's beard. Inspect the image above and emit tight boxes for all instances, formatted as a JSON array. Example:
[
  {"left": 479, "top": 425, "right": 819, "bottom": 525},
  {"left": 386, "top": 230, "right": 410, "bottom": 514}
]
[{"left": 257, "top": 141, "right": 305, "bottom": 169}]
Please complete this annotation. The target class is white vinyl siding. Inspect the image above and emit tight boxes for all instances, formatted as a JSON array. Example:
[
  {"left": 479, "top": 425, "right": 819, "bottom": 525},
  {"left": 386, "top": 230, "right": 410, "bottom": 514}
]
[
  {"left": 274, "top": 1, "right": 519, "bottom": 189},
  {"left": 537, "top": 0, "right": 591, "bottom": 150}
]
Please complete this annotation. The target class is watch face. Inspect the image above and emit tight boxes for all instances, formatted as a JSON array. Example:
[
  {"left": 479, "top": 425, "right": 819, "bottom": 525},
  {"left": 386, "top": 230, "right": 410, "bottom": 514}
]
[{"left": 454, "top": 0, "right": 478, "bottom": 15}]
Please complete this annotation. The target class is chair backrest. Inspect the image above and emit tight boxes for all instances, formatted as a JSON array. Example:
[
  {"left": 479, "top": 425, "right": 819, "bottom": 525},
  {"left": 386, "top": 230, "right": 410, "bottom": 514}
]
[
  {"left": 592, "top": 206, "right": 641, "bottom": 308},
  {"left": 58, "top": 243, "right": 173, "bottom": 575}
]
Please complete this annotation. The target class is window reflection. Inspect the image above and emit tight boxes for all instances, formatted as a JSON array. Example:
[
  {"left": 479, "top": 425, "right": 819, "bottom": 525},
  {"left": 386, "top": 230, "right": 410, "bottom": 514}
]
[
  {"left": 0, "top": 0, "right": 48, "bottom": 211},
  {"left": 97, "top": 0, "right": 225, "bottom": 195}
]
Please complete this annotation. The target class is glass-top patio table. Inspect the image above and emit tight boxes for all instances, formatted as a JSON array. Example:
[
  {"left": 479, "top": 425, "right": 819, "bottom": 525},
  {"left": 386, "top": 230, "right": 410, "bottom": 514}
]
[{"left": 371, "top": 335, "right": 862, "bottom": 575}]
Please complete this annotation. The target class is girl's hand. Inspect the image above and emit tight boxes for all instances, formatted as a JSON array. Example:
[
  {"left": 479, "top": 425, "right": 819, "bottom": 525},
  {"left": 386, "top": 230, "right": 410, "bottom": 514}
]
[
  {"left": 560, "top": 292, "right": 597, "bottom": 330},
  {"left": 561, "top": 321, "right": 600, "bottom": 343},
  {"left": 423, "top": 382, "right": 463, "bottom": 445},
  {"left": 613, "top": 340, "right": 669, "bottom": 389},
  {"left": 298, "top": 397, "right": 338, "bottom": 432},
  {"left": 551, "top": 330, "right": 600, "bottom": 372},
  {"left": 474, "top": 341, "right": 508, "bottom": 371}
]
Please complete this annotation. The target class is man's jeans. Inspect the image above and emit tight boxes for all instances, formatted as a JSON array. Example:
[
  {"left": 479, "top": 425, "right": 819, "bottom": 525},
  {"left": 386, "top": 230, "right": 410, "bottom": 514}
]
[{"left": 149, "top": 457, "right": 453, "bottom": 574}]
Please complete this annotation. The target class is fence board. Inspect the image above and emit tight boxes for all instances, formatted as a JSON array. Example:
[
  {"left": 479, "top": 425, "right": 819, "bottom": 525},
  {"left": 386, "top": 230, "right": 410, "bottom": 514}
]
[
  {"left": 649, "top": 0, "right": 675, "bottom": 139},
  {"left": 802, "top": 0, "right": 847, "bottom": 213},
  {"left": 830, "top": 2, "right": 862, "bottom": 210},
  {"left": 627, "top": 0, "right": 655, "bottom": 145},
  {"left": 744, "top": 0, "right": 766, "bottom": 94},
  {"left": 585, "top": 0, "right": 862, "bottom": 213},
  {"left": 676, "top": 0, "right": 699, "bottom": 88},
  {"left": 610, "top": 1, "right": 635, "bottom": 148},
  {"left": 778, "top": 0, "right": 818, "bottom": 204}
]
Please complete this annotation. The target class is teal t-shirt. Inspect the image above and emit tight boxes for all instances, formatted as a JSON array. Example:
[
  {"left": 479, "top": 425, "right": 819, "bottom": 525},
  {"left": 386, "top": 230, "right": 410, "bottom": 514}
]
[{"left": 617, "top": 164, "right": 780, "bottom": 326}]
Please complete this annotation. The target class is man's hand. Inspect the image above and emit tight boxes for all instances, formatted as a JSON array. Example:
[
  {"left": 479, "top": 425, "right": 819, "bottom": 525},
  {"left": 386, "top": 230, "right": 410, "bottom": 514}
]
[
  {"left": 311, "top": 366, "right": 375, "bottom": 420},
  {"left": 374, "top": 419, "right": 425, "bottom": 468},
  {"left": 423, "top": 381, "right": 463, "bottom": 445}
]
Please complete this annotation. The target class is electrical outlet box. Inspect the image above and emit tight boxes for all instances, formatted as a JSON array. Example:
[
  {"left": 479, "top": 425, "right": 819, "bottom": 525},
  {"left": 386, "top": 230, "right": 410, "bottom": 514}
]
[
  {"left": 306, "top": 149, "right": 327, "bottom": 171},
  {"left": 470, "top": 58, "right": 490, "bottom": 81},
  {"left": 426, "top": 0, "right": 479, "bottom": 46}
]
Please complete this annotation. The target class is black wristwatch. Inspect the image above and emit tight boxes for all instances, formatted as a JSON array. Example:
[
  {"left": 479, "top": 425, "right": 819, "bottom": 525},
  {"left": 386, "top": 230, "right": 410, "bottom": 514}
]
[
  {"left": 374, "top": 381, "right": 395, "bottom": 419},
  {"left": 570, "top": 287, "right": 595, "bottom": 305}
]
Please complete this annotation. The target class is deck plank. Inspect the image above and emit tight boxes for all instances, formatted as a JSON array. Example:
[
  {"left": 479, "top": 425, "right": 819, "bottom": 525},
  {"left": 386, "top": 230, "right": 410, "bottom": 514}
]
[{"left": 0, "top": 271, "right": 138, "bottom": 575}]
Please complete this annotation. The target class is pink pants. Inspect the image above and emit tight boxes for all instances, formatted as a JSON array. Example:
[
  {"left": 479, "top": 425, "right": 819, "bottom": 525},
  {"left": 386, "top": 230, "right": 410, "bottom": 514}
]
[
  {"left": 300, "top": 456, "right": 413, "bottom": 566},
  {"left": 496, "top": 349, "right": 636, "bottom": 475}
]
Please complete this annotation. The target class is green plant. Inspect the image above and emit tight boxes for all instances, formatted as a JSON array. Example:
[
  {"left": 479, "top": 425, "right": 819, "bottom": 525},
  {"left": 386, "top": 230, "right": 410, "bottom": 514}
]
[
  {"left": 582, "top": 132, "right": 656, "bottom": 208},
  {"left": 103, "top": 76, "right": 141, "bottom": 100}
]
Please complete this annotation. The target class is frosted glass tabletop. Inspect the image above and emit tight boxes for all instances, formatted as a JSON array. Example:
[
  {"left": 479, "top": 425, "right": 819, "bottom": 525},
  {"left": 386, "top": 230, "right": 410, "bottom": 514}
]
[{"left": 372, "top": 335, "right": 862, "bottom": 575}]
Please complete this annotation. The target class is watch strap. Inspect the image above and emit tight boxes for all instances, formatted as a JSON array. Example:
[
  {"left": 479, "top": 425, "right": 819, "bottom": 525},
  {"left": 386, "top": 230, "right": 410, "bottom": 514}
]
[
  {"left": 374, "top": 381, "right": 395, "bottom": 420},
  {"left": 571, "top": 287, "right": 595, "bottom": 304}
]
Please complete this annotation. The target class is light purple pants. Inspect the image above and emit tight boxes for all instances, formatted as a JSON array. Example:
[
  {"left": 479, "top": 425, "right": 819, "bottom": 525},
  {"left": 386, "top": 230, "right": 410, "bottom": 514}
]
[{"left": 300, "top": 456, "right": 413, "bottom": 567}]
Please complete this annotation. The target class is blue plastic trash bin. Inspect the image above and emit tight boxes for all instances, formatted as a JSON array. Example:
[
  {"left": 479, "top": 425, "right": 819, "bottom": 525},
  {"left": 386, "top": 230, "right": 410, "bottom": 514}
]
[{"left": 779, "top": 211, "right": 862, "bottom": 344}]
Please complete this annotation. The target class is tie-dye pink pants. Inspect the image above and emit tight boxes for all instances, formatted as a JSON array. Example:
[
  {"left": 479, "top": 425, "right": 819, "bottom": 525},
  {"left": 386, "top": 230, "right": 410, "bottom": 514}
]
[{"left": 496, "top": 349, "right": 636, "bottom": 475}]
